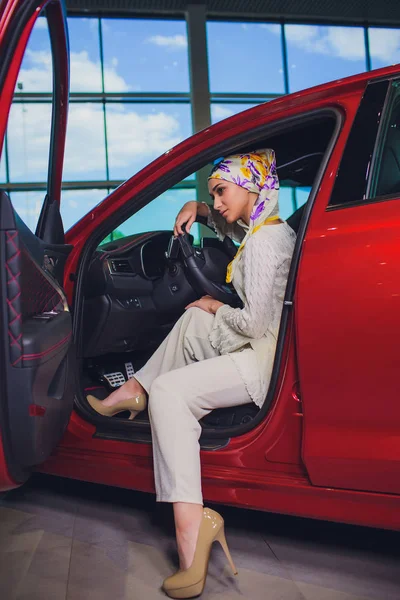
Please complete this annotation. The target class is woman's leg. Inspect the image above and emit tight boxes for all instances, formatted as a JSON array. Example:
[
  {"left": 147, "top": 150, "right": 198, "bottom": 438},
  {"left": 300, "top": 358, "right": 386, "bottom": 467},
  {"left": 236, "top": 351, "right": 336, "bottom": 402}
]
[
  {"left": 100, "top": 307, "right": 217, "bottom": 407},
  {"left": 148, "top": 351, "right": 256, "bottom": 569},
  {"left": 173, "top": 503, "right": 204, "bottom": 570}
]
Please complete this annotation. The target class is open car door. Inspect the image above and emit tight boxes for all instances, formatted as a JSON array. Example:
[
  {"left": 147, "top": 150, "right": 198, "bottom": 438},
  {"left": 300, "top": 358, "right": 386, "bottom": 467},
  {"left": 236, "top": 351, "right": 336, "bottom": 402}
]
[{"left": 0, "top": 0, "right": 76, "bottom": 490}]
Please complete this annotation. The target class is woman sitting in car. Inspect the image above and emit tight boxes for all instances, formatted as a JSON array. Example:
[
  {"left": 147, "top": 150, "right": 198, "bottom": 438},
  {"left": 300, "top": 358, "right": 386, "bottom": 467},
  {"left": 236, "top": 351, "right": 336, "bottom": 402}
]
[{"left": 87, "top": 149, "right": 296, "bottom": 599}]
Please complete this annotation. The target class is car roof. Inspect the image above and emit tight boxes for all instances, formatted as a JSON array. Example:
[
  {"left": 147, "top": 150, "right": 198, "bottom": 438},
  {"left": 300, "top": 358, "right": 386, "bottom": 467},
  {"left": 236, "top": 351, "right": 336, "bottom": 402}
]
[{"left": 217, "top": 63, "right": 400, "bottom": 126}]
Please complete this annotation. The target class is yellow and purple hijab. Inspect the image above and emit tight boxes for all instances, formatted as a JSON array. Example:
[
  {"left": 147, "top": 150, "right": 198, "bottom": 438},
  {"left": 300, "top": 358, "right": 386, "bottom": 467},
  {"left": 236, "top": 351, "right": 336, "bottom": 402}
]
[{"left": 208, "top": 149, "right": 280, "bottom": 283}]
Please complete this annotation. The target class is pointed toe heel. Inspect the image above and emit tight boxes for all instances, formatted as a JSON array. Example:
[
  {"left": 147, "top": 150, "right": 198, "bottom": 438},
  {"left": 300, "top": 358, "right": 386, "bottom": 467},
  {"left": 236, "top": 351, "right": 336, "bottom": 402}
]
[
  {"left": 86, "top": 393, "right": 147, "bottom": 420},
  {"left": 162, "top": 507, "right": 237, "bottom": 599}
]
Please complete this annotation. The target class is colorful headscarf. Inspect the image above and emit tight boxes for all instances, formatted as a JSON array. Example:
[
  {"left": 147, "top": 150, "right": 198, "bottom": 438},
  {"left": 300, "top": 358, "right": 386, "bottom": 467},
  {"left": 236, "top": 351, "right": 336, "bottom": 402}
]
[{"left": 208, "top": 149, "right": 280, "bottom": 283}]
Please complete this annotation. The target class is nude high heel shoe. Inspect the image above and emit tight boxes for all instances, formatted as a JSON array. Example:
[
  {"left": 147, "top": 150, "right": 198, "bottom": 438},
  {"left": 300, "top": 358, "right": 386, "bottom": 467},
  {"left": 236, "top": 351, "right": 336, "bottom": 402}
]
[
  {"left": 86, "top": 393, "right": 147, "bottom": 420},
  {"left": 162, "top": 507, "right": 237, "bottom": 599}
]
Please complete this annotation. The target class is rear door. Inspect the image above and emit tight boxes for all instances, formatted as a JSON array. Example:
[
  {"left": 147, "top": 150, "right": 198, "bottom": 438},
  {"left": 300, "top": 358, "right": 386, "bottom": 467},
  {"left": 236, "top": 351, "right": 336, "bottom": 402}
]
[
  {"left": 296, "top": 78, "right": 400, "bottom": 495},
  {"left": 0, "top": 0, "right": 76, "bottom": 490}
]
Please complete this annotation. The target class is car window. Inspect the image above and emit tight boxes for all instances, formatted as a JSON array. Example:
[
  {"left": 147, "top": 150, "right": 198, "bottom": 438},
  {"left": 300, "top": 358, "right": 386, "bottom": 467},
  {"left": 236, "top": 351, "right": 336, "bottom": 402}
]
[
  {"left": 99, "top": 181, "right": 302, "bottom": 249},
  {"left": 328, "top": 80, "right": 389, "bottom": 208},
  {"left": 100, "top": 187, "right": 200, "bottom": 246},
  {"left": 370, "top": 81, "right": 400, "bottom": 199},
  {"left": 5, "top": 15, "right": 54, "bottom": 232}
]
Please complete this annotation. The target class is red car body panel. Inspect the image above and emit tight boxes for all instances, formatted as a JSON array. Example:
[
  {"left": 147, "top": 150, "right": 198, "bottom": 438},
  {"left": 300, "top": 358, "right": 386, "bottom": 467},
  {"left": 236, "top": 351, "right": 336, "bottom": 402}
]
[
  {"left": 297, "top": 195, "right": 400, "bottom": 496},
  {"left": 39, "top": 331, "right": 400, "bottom": 530},
  {"left": 1, "top": 0, "right": 400, "bottom": 531}
]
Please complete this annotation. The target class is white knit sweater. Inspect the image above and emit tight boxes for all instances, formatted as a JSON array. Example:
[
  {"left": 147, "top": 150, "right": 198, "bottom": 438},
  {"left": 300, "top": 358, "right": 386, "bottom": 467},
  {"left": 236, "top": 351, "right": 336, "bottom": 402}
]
[{"left": 206, "top": 206, "right": 296, "bottom": 407}]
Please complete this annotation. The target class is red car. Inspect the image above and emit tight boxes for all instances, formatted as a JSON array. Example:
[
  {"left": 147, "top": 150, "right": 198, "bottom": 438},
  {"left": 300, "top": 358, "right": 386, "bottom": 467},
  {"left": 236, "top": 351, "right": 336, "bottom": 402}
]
[{"left": 1, "top": 0, "right": 400, "bottom": 531}]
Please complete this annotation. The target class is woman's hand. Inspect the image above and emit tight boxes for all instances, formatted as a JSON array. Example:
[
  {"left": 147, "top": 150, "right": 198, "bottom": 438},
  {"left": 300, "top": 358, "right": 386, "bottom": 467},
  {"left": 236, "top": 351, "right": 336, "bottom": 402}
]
[
  {"left": 174, "top": 201, "right": 210, "bottom": 237},
  {"left": 174, "top": 201, "right": 198, "bottom": 237},
  {"left": 185, "top": 295, "right": 224, "bottom": 314}
]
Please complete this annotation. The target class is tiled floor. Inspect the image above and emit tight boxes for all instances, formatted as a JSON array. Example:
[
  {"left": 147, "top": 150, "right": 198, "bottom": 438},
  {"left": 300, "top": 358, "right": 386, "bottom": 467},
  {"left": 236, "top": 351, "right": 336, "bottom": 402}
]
[{"left": 0, "top": 474, "right": 399, "bottom": 600}]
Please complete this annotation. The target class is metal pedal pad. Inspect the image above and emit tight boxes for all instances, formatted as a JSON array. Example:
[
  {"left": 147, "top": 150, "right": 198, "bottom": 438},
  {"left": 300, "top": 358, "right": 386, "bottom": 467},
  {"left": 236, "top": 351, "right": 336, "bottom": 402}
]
[
  {"left": 125, "top": 361, "right": 135, "bottom": 379},
  {"left": 102, "top": 371, "right": 126, "bottom": 388}
]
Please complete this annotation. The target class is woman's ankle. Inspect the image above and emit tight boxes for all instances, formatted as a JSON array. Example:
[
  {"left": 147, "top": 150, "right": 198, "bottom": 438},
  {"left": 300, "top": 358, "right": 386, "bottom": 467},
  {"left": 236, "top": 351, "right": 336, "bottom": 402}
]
[
  {"left": 126, "top": 377, "right": 145, "bottom": 396},
  {"left": 102, "top": 378, "right": 145, "bottom": 407}
]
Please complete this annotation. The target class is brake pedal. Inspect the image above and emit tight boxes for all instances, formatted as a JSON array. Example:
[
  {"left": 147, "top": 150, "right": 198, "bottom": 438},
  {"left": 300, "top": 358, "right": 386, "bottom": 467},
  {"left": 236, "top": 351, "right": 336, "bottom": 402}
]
[
  {"left": 102, "top": 371, "right": 126, "bottom": 388},
  {"left": 125, "top": 361, "right": 135, "bottom": 379}
]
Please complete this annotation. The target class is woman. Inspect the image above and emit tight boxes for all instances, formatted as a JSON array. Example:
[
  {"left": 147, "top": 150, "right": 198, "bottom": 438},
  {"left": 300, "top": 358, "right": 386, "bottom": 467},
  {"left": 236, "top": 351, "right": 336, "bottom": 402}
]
[{"left": 87, "top": 149, "right": 296, "bottom": 598}]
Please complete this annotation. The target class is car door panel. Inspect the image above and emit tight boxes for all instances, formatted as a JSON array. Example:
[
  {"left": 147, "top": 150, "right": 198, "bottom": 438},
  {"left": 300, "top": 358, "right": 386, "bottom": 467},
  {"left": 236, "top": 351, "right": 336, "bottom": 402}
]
[
  {"left": 15, "top": 208, "right": 73, "bottom": 286},
  {"left": 1, "top": 193, "right": 75, "bottom": 483},
  {"left": 296, "top": 80, "right": 400, "bottom": 495},
  {"left": 0, "top": 0, "right": 75, "bottom": 490}
]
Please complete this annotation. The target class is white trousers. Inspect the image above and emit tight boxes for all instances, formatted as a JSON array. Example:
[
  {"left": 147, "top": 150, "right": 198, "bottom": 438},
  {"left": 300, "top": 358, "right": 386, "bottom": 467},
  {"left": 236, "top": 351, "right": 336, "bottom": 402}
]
[{"left": 134, "top": 307, "right": 254, "bottom": 504}]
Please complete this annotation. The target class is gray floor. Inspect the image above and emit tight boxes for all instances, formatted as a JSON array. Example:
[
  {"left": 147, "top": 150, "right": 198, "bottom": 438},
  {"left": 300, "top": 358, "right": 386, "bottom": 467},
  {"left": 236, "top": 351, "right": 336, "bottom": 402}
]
[{"left": 0, "top": 474, "right": 399, "bottom": 600}]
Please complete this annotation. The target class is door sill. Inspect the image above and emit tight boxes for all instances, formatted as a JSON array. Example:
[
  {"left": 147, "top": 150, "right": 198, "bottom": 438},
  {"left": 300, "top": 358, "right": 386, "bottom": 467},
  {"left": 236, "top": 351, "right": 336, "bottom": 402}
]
[
  {"left": 75, "top": 394, "right": 231, "bottom": 450},
  {"left": 94, "top": 427, "right": 230, "bottom": 450}
]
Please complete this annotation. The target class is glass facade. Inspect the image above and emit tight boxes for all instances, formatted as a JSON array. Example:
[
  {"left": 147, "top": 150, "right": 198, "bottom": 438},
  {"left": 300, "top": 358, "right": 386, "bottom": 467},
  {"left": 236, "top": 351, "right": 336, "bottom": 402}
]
[
  {"left": 102, "top": 19, "right": 190, "bottom": 93},
  {"left": 2, "top": 13, "right": 398, "bottom": 235},
  {"left": 368, "top": 28, "right": 400, "bottom": 69},
  {"left": 285, "top": 25, "right": 367, "bottom": 92},
  {"left": 207, "top": 22, "right": 285, "bottom": 94},
  {"left": 105, "top": 103, "right": 192, "bottom": 180}
]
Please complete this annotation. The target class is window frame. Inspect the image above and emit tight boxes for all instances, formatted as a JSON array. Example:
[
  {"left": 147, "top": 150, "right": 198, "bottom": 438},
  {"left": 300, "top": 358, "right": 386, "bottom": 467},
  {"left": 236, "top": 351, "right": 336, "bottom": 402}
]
[
  {"left": 367, "top": 79, "right": 400, "bottom": 201},
  {"left": 327, "top": 79, "right": 390, "bottom": 211},
  {"left": 4, "top": 11, "right": 400, "bottom": 232},
  {"left": 0, "top": 1, "right": 69, "bottom": 238},
  {"left": 71, "top": 106, "right": 342, "bottom": 438},
  {"left": 80, "top": 107, "right": 341, "bottom": 252}
]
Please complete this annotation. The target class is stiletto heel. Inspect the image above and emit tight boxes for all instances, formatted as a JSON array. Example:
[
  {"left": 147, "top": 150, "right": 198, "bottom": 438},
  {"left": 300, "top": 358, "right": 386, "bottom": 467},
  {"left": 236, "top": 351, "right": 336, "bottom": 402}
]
[
  {"left": 86, "top": 393, "right": 147, "bottom": 420},
  {"left": 215, "top": 526, "right": 238, "bottom": 575},
  {"left": 162, "top": 508, "right": 237, "bottom": 599}
]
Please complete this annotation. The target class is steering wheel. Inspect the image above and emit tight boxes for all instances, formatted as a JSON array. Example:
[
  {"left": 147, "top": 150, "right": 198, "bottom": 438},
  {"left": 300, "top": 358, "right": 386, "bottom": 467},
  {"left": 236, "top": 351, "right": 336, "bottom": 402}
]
[{"left": 168, "top": 225, "right": 243, "bottom": 309}]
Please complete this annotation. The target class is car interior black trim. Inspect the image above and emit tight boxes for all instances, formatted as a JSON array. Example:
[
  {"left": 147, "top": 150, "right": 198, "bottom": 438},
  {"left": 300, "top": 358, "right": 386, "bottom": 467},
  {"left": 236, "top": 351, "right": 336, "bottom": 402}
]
[
  {"left": 93, "top": 426, "right": 230, "bottom": 450},
  {"left": 326, "top": 193, "right": 400, "bottom": 212},
  {"left": 0, "top": 1, "right": 70, "bottom": 484},
  {"left": 365, "top": 81, "right": 394, "bottom": 199},
  {"left": 72, "top": 107, "right": 342, "bottom": 442},
  {"left": 329, "top": 80, "right": 389, "bottom": 208}
]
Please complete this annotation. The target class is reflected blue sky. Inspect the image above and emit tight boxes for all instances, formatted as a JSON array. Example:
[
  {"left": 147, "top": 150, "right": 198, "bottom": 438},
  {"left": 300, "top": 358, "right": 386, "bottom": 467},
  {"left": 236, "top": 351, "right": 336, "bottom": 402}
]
[
  {"left": 285, "top": 24, "right": 367, "bottom": 92},
  {"left": 368, "top": 28, "right": 400, "bottom": 69},
  {"left": 10, "top": 183, "right": 304, "bottom": 235},
  {"left": 207, "top": 22, "right": 285, "bottom": 93},
  {"left": 64, "top": 103, "right": 107, "bottom": 181},
  {"left": 102, "top": 19, "right": 190, "bottom": 92},
  {"left": 7, "top": 103, "right": 52, "bottom": 182},
  {"left": 9, "top": 191, "right": 46, "bottom": 231},
  {"left": 68, "top": 18, "right": 102, "bottom": 92},
  {"left": 0, "top": 155, "right": 6, "bottom": 183},
  {"left": 17, "top": 16, "right": 52, "bottom": 92},
  {"left": 211, "top": 103, "right": 257, "bottom": 124},
  {"left": 60, "top": 189, "right": 107, "bottom": 230},
  {"left": 106, "top": 103, "right": 192, "bottom": 180},
  {"left": 4, "top": 16, "right": 400, "bottom": 237}
]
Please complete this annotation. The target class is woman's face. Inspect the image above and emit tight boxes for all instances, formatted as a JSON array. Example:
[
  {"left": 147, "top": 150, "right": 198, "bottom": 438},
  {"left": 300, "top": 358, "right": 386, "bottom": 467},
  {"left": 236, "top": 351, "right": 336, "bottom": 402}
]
[{"left": 208, "top": 178, "right": 258, "bottom": 224}]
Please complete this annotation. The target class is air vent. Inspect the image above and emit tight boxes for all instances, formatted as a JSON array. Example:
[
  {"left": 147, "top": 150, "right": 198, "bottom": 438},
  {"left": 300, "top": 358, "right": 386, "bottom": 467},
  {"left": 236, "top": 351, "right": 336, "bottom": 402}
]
[{"left": 109, "top": 258, "right": 134, "bottom": 274}]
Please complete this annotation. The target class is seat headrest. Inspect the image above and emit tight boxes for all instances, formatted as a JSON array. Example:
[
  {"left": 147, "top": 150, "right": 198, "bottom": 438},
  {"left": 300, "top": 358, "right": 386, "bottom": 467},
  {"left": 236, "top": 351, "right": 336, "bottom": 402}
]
[{"left": 286, "top": 203, "right": 306, "bottom": 234}]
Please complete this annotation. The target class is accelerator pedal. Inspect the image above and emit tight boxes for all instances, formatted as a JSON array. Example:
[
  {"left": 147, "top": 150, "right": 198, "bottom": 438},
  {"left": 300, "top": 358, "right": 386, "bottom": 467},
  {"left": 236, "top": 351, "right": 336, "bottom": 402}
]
[
  {"left": 102, "top": 371, "right": 126, "bottom": 388},
  {"left": 125, "top": 361, "right": 135, "bottom": 379}
]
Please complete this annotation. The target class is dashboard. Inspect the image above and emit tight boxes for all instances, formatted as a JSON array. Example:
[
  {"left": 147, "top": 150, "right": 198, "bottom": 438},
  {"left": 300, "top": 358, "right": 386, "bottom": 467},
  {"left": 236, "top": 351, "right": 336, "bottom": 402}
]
[
  {"left": 82, "top": 229, "right": 231, "bottom": 358},
  {"left": 102, "top": 233, "right": 170, "bottom": 281},
  {"left": 82, "top": 231, "right": 196, "bottom": 356}
]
